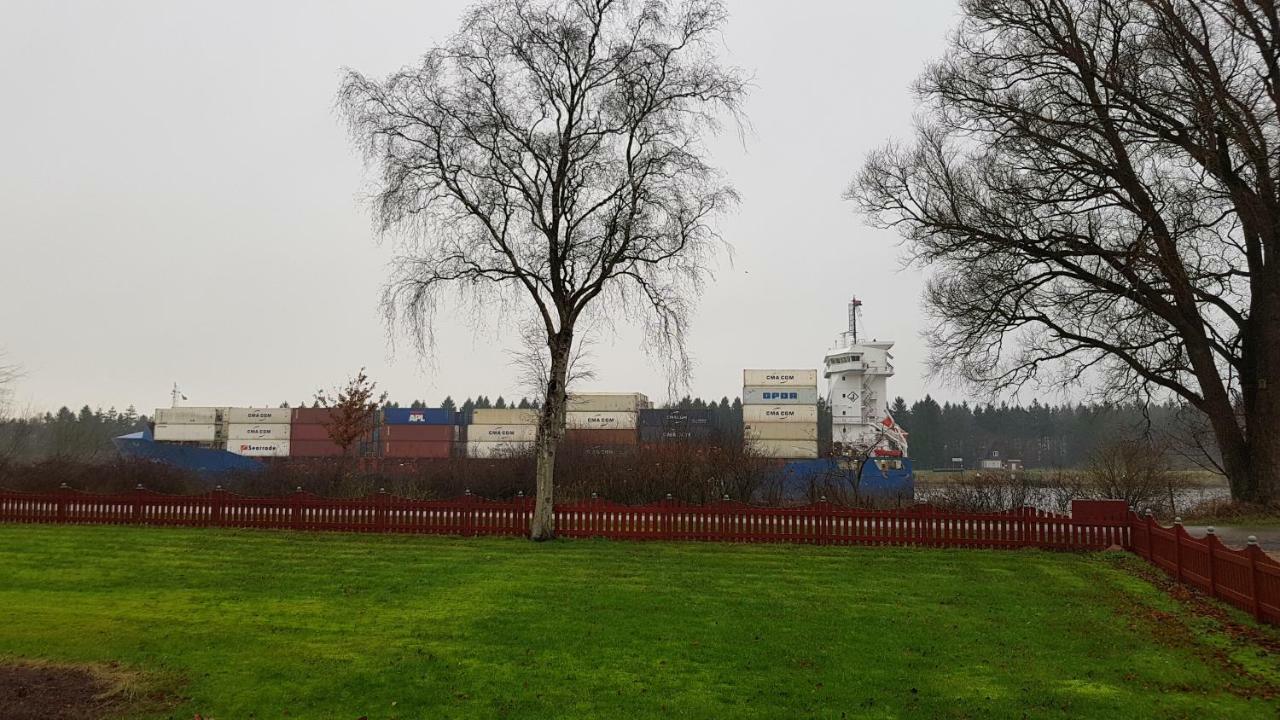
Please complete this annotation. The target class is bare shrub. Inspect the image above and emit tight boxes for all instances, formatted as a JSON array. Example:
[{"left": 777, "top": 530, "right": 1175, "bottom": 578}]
[
  {"left": 925, "top": 471, "right": 1038, "bottom": 513},
  {"left": 0, "top": 458, "right": 203, "bottom": 495},
  {"left": 1083, "top": 438, "right": 1186, "bottom": 516}
]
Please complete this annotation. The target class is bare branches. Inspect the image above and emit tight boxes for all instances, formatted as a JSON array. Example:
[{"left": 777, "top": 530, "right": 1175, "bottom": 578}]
[
  {"left": 339, "top": 0, "right": 745, "bottom": 536},
  {"left": 338, "top": 0, "right": 745, "bottom": 369},
  {"left": 851, "top": 0, "right": 1280, "bottom": 501}
]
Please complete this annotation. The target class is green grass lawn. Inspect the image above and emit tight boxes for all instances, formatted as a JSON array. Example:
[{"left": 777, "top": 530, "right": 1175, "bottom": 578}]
[{"left": 1, "top": 525, "right": 1277, "bottom": 719}]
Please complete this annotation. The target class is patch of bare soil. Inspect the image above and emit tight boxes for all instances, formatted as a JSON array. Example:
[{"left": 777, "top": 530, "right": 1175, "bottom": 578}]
[{"left": 0, "top": 661, "right": 172, "bottom": 720}]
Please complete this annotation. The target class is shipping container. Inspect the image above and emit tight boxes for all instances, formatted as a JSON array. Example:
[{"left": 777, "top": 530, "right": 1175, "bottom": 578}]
[
  {"left": 639, "top": 426, "right": 715, "bottom": 443},
  {"left": 383, "top": 407, "right": 455, "bottom": 425},
  {"left": 743, "top": 422, "right": 819, "bottom": 441},
  {"left": 226, "top": 407, "right": 292, "bottom": 424},
  {"left": 565, "top": 411, "right": 637, "bottom": 430},
  {"left": 742, "top": 405, "right": 819, "bottom": 423},
  {"left": 227, "top": 423, "right": 292, "bottom": 440},
  {"left": 741, "top": 386, "right": 819, "bottom": 405},
  {"left": 466, "top": 424, "right": 538, "bottom": 442},
  {"left": 154, "top": 407, "right": 219, "bottom": 425},
  {"left": 289, "top": 440, "right": 346, "bottom": 457},
  {"left": 291, "top": 407, "right": 336, "bottom": 425},
  {"left": 565, "top": 429, "right": 637, "bottom": 446},
  {"left": 226, "top": 439, "right": 290, "bottom": 457},
  {"left": 567, "top": 393, "right": 650, "bottom": 412},
  {"left": 382, "top": 424, "right": 455, "bottom": 442},
  {"left": 466, "top": 441, "right": 534, "bottom": 458},
  {"left": 383, "top": 441, "right": 452, "bottom": 459},
  {"left": 637, "top": 409, "right": 714, "bottom": 427},
  {"left": 153, "top": 423, "right": 218, "bottom": 442},
  {"left": 288, "top": 423, "right": 336, "bottom": 441},
  {"left": 742, "top": 369, "right": 818, "bottom": 387},
  {"left": 471, "top": 408, "right": 539, "bottom": 425},
  {"left": 748, "top": 439, "right": 819, "bottom": 459}
]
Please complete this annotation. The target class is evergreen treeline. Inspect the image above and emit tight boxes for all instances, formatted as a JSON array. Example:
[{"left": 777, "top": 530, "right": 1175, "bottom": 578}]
[
  {"left": 0, "top": 406, "right": 149, "bottom": 463},
  {"left": 887, "top": 396, "right": 1197, "bottom": 470}
]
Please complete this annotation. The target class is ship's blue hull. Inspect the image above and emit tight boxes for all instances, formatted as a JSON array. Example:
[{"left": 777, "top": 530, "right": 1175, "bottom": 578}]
[
  {"left": 772, "top": 457, "right": 915, "bottom": 502},
  {"left": 113, "top": 431, "right": 263, "bottom": 474}
]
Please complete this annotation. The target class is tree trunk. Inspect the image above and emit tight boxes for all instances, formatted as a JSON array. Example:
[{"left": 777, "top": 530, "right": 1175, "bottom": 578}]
[
  {"left": 1237, "top": 284, "right": 1280, "bottom": 504},
  {"left": 529, "top": 331, "right": 573, "bottom": 540}
]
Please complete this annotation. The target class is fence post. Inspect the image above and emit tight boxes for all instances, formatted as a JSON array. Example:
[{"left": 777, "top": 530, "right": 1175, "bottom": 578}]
[
  {"left": 1173, "top": 517, "right": 1184, "bottom": 583},
  {"left": 1143, "top": 510, "right": 1154, "bottom": 560},
  {"left": 1205, "top": 527, "right": 1218, "bottom": 598},
  {"left": 377, "top": 488, "right": 389, "bottom": 533},
  {"left": 56, "top": 483, "right": 69, "bottom": 524},
  {"left": 1248, "top": 536, "right": 1264, "bottom": 622},
  {"left": 291, "top": 488, "right": 303, "bottom": 531},
  {"left": 132, "top": 484, "right": 144, "bottom": 525},
  {"left": 463, "top": 489, "right": 474, "bottom": 536},
  {"left": 212, "top": 486, "right": 225, "bottom": 527}
]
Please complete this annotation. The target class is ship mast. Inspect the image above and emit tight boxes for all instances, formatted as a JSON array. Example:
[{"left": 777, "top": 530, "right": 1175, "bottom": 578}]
[{"left": 847, "top": 296, "right": 862, "bottom": 344}]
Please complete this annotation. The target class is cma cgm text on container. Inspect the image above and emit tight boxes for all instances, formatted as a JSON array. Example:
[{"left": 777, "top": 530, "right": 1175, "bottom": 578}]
[
  {"left": 226, "top": 408, "right": 291, "bottom": 424},
  {"left": 742, "top": 369, "right": 818, "bottom": 387}
]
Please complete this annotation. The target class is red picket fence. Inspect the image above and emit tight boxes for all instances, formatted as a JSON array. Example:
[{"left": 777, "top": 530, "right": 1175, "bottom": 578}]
[
  {"left": 8, "top": 487, "right": 1277, "bottom": 624},
  {"left": 1130, "top": 513, "right": 1280, "bottom": 624},
  {"left": 0, "top": 486, "right": 1130, "bottom": 549}
]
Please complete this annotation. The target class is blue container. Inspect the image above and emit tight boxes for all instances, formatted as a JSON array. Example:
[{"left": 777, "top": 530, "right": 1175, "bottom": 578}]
[{"left": 383, "top": 408, "right": 455, "bottom": 425}]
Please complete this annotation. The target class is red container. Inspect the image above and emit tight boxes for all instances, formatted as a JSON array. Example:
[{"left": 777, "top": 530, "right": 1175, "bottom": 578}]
[
  {"left": 383, "top": 441, "right": 452, "bottom": 459},
  {"left": 290, "top": 440, "right": 347, "bottom": 457},
  {"left": 291, "top": 407, "right": 336, "bottom": 424},
  {"left": 565, "top": 429, "right": 637, "bottom": 446},
  {"left": 290, "top": 423, "right": 334, "bottom": 441},
  {"left": 381, "top": 424, "right": 455, "bottom": 442}
]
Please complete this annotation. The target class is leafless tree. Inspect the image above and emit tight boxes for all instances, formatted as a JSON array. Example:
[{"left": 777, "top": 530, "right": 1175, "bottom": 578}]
[
  {"left": 339, "top": 0, "right": 746, "bottom": 538},
  {"left": 852, "top": 0, "right": 1280, "bottom": 502}
]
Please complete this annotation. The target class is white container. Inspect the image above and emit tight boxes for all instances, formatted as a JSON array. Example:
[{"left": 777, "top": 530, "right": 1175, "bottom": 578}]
[
  {"left": 742, "top": 369, "right": 818, "bottom": 387},
  {"left": 566, "top": 411, "right": 637, "bottom": 430},
  {"left": 742, "top": 405, "right": 819, "bottom": 423},
  {"left": 743, "top": 422, "right": 818, "bottom": 441},
  {"left": 471, "top": 408, "right": 539, "bottom": 425},
  {"left": 466, "top": 441, "right": 534, "bottom": 458},
  {"left": 749, "top": 439, "right": 819, "bottom": 459},
  {"left": 226, "top": 439, "right": 290, "bottom": 457},
  {"left": 154, "top": 407, "right": 219, "bottom": 425},
  {"left": 226, "top": 407, "right": 292, "bottom": 424},
  {"left": 154, "top": 423, "right": 218, "bottom": 442},
  {"left": 467, "top": 424, "right": 539, "bottom": 442},
  {"left": 742, "top": 386, "right": 819, "bottom": 405},
  {"left": 567, "top": 393, "right": 650, "bottom": 412},
  {"left": 227, "top": 423, "right": 293, "bottom": 440}
]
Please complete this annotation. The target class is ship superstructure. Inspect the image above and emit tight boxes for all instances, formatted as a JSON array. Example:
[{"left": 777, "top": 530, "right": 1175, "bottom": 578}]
[{"left": 824, "top": 297, "right": 908, "bottom": 455}]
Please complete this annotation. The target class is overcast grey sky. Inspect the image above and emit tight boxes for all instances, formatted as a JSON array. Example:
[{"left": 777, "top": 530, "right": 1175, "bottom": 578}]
[{"left": 1, "top": 0, "right": 964, "bottom": 415}]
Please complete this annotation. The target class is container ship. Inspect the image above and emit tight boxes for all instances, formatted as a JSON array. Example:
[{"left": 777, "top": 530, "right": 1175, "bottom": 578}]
[{"left": 116, "top": 298, "right": 913, "bottom": 498}]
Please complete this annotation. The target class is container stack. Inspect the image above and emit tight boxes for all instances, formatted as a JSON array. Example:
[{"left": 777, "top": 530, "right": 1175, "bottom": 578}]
[
  {"left": 383, "top": 407, "right": 455, "bottom": 459},
  {"left": 742, "top": 369, "right": 819, "bottom": 459},
  {"left": 466, "top": 408, "right": 538, "bottom": 458},
  {"left": 153, "top": 407, "right": 222, "bottom": 444},
  {"left": 638, "top": 408, "right": 714, "bottom": 444},
  {"left": 289, "top": 407, "right": 344, "bottom": 457},
  {"left": 225, "top": 407, "right": 291, "bottom": 457},
  {"left": 565, "top": 393, "right": 646, "bottom": 450}
]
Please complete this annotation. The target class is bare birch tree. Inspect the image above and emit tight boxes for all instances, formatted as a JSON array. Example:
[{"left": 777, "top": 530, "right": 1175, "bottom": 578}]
[
  {"left": 852, "top": 0, "right": 1280, "bottom": 503},
  {"left": 339, "top": 0, "right": 746, "bottom": 538}
]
